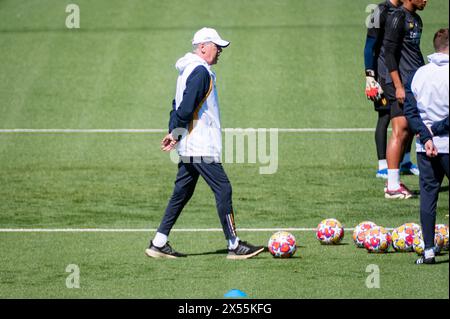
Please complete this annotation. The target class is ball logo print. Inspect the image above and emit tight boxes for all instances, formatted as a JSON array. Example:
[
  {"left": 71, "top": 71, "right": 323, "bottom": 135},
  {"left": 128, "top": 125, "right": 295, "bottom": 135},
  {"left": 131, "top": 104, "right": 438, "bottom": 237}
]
[
  {"left": 268, "top": 231, "right": 297, "bottom": 258},
  {"left": 316, "top": 218, "right": 344, "bottom": 244}
]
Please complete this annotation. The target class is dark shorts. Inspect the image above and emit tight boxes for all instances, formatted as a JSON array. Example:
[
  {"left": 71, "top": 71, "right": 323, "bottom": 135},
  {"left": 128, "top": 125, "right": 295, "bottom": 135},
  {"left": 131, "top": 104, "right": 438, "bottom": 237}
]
[{"left": 374, "top": 79, "right": 404, "bottom": 119}]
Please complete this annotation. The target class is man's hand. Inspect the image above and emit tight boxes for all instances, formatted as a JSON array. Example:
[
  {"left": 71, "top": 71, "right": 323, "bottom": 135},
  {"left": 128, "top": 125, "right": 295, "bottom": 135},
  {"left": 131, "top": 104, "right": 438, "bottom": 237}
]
[
  {"left": 424, "top": 139, "right": 438, "bottom": 158},
  {"left": 389, "top": 70, "right": 405, "bottom": 104},
  {"left": 395, "top": 86, "right": 405, "bottom": 104},
  {"left": 365, "top": 70, "right": 383, "bottom": 101},
  {"left": 161, "top": 133, "right": 178, "bottom": 152}
]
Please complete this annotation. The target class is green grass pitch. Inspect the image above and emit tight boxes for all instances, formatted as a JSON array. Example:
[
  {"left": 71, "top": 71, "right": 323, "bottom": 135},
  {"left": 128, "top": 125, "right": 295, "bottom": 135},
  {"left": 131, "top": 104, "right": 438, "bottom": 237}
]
[{"left": 0, "top": 0, "right": 448, "bottom": 299}]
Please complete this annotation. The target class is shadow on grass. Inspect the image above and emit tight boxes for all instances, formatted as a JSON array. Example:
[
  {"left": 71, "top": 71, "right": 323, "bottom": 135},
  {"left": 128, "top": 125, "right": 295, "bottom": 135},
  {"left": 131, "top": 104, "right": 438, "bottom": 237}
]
[
  {"left": 188, "top": 246, "right": 273, "bottom": 257},
  {"left": 408, "top": 185, "right": 447, "bottom": 196},
  {"left": 368, "top": 251, "right": 398, "bottom": 254},
  {"left": 187, "top": 249, "right": 229, "bottom": 256},
  {"left": 187, "top": 247, "right": 303, "bottom": 259},
  {"left": 435, "top": 251, "right": 448, "bottom": 257}
]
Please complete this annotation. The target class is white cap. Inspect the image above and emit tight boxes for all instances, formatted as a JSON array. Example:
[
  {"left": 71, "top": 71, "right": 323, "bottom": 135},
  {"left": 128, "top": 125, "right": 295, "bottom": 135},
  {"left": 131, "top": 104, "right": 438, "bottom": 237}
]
[{"left": 192, "top": 27, "right": 230, "bottom": 47}]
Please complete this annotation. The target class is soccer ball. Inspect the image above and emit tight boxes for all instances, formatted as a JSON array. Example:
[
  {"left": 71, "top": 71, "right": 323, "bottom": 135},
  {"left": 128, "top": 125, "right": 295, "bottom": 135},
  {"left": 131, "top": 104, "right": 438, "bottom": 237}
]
[
  {"left": 353, "top": 221, "right": 377, "bottom": 248},
  {"left": 391, "top": 223, "right": 421, "bottom": 252},
  {"left": 413, "top": 231, "right": 425, "bottom": 255},
  {"left": 407, "top": 222, "right": 422, "bottom": 233},
  {"left": 435, "top": 224, "right": 449, "bottom": 251},
  {"left": 363, "top": 226, "right": 392, "bottom": 253},
  {"left": 316, "top": 218, "right": 344, "bottom": 244},
  {"left": 268, "top": 231, "right": 297, "bottom": 258}
]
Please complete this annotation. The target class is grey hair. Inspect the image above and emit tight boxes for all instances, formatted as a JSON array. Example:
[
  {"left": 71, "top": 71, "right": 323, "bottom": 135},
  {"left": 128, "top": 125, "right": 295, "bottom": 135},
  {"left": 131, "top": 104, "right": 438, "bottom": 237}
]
[{"left": 192, "top": 42, "right": 213, "bottom": 52}]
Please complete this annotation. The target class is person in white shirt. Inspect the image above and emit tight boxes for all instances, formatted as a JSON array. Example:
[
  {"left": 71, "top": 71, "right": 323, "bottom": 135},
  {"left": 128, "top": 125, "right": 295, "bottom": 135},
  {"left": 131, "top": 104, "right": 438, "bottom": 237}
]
[
  {"left": 145, "top": 28, "right": 264, "bottom": 260},
  {"left": 404, "top": 28, "right": 449, "bottom": 264}
]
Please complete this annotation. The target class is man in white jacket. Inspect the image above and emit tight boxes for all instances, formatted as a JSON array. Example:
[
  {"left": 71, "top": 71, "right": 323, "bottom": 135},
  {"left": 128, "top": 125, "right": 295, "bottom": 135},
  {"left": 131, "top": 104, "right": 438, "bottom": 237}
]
[
  {"left": 146, "top": 28, "right": 264, "bottom": 259},
  {"left": 404, "top": 28, "right": 449, "bottom": 264}
]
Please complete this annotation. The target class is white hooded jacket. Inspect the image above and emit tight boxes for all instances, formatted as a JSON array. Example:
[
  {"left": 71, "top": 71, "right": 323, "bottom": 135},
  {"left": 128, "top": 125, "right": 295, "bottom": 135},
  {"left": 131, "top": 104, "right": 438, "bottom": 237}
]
[
  {"left": 411, "top": 52, "right": 449, "bottom": 154},
  {"left": 173, "top": 53, "right": 222, "bottom": 161}
]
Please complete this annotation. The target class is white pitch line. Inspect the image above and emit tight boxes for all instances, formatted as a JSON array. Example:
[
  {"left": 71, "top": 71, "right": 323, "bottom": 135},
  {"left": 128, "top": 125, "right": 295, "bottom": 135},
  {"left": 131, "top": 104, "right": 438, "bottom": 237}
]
[
  {"left": 277, "top": 128, "right": 378, "bottom": 132},
  {"left": 0, "top": 128, "right": 381, "bottom": 133},
  {"left": 0, "top": 227, "right": 400, "bottom": 233},
  {"left": 0, "top": 129, "right": 166, "bottom": 133},
  {"left": 0, "top": 228, "right": 317, "bottom": 233}
]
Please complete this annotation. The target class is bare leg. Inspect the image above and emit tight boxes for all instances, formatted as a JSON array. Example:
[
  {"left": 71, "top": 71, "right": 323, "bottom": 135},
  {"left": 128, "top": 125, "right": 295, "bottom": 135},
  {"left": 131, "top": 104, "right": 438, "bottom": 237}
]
[
  {"left": 387, "top": 115, "right": 410, "bottom": 170},
  {"left": 385, "top": 115, "right": 414, "bottom": 199}
]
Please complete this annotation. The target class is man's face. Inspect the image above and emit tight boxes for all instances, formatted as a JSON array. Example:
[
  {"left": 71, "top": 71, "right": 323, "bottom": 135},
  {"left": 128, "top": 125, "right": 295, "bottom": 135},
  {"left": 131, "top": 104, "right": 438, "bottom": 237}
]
[
  {"left": 201, "top": 42, "right": 222, "bottom": 65},
  {"left": 412, "top": 0, "right": 427, "bottom": 10}
]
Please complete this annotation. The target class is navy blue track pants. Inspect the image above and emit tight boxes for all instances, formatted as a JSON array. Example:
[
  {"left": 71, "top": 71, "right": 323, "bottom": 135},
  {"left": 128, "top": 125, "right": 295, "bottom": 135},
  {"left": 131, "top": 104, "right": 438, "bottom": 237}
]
[
  {"left": 417, "top": 152, "right": 449, "bottom": 250},
  {"left": 157, "top": 158, "right": 237, "bottom": 240}
]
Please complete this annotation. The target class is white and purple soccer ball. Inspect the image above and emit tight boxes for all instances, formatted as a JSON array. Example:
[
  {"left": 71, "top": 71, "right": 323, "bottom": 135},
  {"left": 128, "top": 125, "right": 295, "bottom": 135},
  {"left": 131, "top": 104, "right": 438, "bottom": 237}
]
[
  {"left": 391, "top": 223, "right": 421, "bottom": 252},
  {"left": 316, "top": 218, "right": 344, "bottom": 244},
  {"left": 268, "top": 231, "right": 297, "bottom": 258},
  {"left": 353, "top": 221, "right": 377, "bottom": 248}
]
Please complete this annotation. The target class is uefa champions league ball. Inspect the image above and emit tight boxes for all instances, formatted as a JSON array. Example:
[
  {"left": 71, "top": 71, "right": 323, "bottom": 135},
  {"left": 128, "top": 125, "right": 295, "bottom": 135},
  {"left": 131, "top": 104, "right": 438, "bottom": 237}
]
[
  {"left": 353, "top": 221, "right": 377, "bottom": 248},
  {"left": 268, "top": 231, "right": 297, "bottom": 258},
  {"left": 363, "top": 226, "right": 392, "bottom": 253},
  {"left": 316, "top": 218, "right": 344, "bottom": 244},
  {"left": 435, "top": 224, "right": 449, "bottom": 251},
  {"left": 391, "top": 223, "right": 421, "bottom": 252}
]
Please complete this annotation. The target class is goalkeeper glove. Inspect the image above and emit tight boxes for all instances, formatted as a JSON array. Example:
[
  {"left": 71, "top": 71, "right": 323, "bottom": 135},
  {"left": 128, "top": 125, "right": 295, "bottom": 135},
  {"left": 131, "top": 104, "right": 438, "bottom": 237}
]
[{"left": 365, "top": 70, "right": 383, "bottom": 101}]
